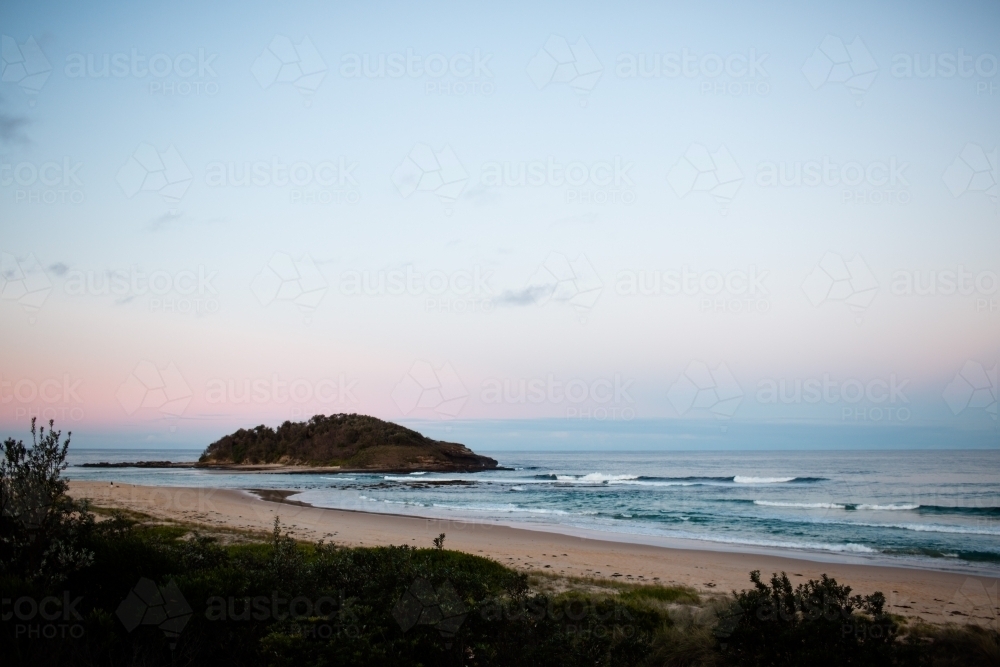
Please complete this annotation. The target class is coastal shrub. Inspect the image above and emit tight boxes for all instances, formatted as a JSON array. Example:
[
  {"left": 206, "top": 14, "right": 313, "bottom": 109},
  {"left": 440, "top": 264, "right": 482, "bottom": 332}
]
[
  {"left": 0, "top": 418, "right": 94, "bottom": 585},
  {"left": 717, "top": 570, "right": 898, "bottom": 667},
  {"left": 2, "top": 508, "right": 660, "bottom": 666}
]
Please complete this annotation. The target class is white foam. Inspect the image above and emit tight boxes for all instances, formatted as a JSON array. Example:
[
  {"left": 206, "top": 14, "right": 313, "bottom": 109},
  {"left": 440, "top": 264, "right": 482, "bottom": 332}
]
[
  {"left": 853, "top": 521, "right": 1000, "bottom": 536},
  {"left": 734, "top": 476, "right": 796, "bottom": 484},
  {"left": 431, "top": 502, "right": 569, "bottom": 515},
  {"left": 615, "top": 480, "right": 698, "bottom": 487},
  {"left": 555, "top": 473, "right": 640, "bottom": 483},
  {"left": 856, "top": 503, "right": 919, "bottom": 511},
  {"left": 755, "top": 501, "right": 846, "bottom": 509},
  {"left": 662, "top": 531, "right": 878, "bottom": 554}
]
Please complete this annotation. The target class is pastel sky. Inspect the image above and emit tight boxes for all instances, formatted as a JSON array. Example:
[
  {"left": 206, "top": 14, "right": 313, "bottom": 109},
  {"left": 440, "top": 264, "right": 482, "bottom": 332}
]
[{"left": 1, "top": 0, "right": 998, "bottom": 449}]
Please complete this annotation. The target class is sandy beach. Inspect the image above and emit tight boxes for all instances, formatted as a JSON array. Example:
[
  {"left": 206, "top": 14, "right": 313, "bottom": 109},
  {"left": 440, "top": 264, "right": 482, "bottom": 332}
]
[{"left": 69, "top": 480, "right": 999, "bottom": 628}]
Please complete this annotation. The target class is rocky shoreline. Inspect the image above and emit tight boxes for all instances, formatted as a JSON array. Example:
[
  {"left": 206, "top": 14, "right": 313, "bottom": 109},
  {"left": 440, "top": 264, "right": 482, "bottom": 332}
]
[{"left": 79, "top": 461, "right": 509, "bottom": 473}]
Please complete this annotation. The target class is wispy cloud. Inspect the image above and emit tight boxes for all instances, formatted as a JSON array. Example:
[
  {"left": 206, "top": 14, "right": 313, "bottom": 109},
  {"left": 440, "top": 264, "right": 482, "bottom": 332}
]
[
  {"left": 0, "top": 96, "right": 29, "bottom": 145},
  {"left": 494, "top": 284, "right": 550, "bottom": 306}
]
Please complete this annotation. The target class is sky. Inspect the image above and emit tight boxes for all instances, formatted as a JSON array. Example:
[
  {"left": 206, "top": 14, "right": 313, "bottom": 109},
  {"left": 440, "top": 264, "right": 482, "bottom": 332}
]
[{"left": 1, "top": 0, "right": 998, "bottom": 449}]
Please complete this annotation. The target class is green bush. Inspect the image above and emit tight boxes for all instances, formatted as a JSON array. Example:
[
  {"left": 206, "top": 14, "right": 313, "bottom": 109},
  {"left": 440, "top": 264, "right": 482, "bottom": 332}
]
[
  {"left": 0, "top": 418, "right": 94, "bottom": 585},
  {"left": 717, "top": 570, "right": 898, "bottom": 666}
]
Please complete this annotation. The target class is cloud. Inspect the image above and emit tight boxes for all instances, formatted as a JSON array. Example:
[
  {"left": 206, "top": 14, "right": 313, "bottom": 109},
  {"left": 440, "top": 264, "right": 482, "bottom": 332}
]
[
  {"left": 494, "top": 285, "right": 550, "bottom": 306},
  {"left": 0, "top": 95, "right": 29, "bottom": 144},
  {"left": 524, "top": 252, "right": 603, "bottom": 316},
  {"left": 148, "top": 210, "right": 184, "bottom": 231},
  {"left": 47, "top": 262, "right": 68, "bottom": 276}
]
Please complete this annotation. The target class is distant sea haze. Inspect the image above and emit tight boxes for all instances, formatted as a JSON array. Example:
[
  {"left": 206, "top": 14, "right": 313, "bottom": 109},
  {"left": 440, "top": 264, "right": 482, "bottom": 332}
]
[{"left": 67, "top": 449, "right": 1000, "bottom": 571}]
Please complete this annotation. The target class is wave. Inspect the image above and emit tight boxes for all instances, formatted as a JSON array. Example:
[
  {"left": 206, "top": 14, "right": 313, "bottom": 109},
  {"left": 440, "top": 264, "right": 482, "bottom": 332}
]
[
  {"left": 658, "top": 531, "right": 878, "bottom": 554},
  {"left": 883, "top": 548, "right": 1000, "bottom": 564},
  {"left": 358, "top": 495, "right": 426, "bottom": 507},
  {"left": 957, "top": 551, "right": 1000, "bottom": 564},
  {"left": 430, "top": 502, "right": 570, "bottom": 516},
  {"left": 754, "top": 500, "right": 846, "bottom": 509},
  {"left": 532, "top": 473, "right": 826, "bottom": 485},
  {"left": 864, "top": 522, "right": 1000, "bottom": 536},
  {"left": 748, "top": 501, "right": 997, "bottom": 517},
  {"left": 852, "top": 503, "right": 919, "bottom": 511},
  {"left": 727, "top": 505, "right": 1000, "bottom": 537},
  {"left": 918, "top": 505, "right": 1000, "bottom": 517},
  {"left": 749, "top": 502, "right": 921, "bottom": 512},
  {"left": 615, "top": 480, "right": 700, "bottom": 487},
  {"left": 641, "top": 475, "right": 735, "bottom": 482},
  {"left": 555, "top": 473, "right": 639, "bottom": 483},
  {"left": 383, "top": 475, "right": 467, "bottom": 483}
]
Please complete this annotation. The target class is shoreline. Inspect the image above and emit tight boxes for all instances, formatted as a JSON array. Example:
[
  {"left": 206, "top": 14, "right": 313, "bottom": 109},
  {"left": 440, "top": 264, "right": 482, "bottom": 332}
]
[
  {"left": 260, "top": 488, "right": 1000, "bottom": 577},
  {"left": 68, "top": 481, "right": 1000, "bottom": 627}
]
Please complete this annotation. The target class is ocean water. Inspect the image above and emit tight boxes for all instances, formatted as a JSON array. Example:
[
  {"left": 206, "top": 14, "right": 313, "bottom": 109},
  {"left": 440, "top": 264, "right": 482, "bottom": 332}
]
[{"left": 65, "top": 449, "right": 1000, "bottom": 572}]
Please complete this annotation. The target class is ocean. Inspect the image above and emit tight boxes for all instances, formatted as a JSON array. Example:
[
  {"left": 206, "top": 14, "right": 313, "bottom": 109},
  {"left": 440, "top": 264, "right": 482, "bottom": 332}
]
[{"left": 65, "top": 449, "right": 1000, "bottom": 573}]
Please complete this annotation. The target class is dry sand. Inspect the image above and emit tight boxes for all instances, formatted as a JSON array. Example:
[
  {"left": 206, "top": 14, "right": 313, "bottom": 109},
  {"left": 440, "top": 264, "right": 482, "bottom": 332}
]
[{"left": 69, "top": 481, "right": 999, "bottom": 627}]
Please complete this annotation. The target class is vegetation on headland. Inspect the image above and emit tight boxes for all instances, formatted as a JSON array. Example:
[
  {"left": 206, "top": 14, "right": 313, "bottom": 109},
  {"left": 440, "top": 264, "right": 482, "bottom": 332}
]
[
  {"left": 3, "top": 421, "right": 998, "bottom": 666},
  {"left": 198, "top": 413, "right": 499, "bottom": 471}
]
